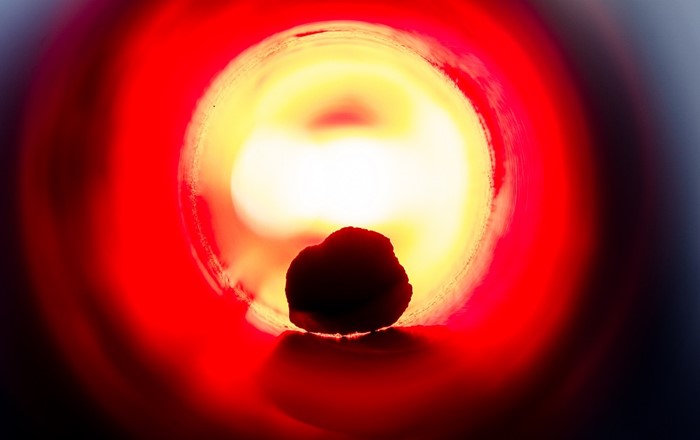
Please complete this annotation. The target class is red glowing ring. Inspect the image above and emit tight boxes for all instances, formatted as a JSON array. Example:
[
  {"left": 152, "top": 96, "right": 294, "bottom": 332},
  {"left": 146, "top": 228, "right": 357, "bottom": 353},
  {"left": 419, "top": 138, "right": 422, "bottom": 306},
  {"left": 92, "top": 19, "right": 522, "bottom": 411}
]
[{"left": 20, "top": 0, "right": 596, "bottom": 437}]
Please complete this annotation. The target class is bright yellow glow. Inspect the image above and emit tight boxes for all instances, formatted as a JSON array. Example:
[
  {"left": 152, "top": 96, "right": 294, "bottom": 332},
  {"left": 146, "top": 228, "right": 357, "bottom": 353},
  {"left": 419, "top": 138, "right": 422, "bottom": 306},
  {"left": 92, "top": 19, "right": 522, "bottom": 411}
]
[
  {"left": 183, "top": 22, "right": 493, "bottom": 334},
  {"left": 232, "top": 134, "right": 408, "bottom": 233}
]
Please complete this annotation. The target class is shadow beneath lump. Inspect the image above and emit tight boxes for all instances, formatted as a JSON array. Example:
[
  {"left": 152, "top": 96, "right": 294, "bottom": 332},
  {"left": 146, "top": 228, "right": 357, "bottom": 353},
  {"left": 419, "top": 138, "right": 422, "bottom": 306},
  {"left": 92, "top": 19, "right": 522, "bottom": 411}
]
[{"left": 256, "top": 326, "right": 498, "bottom": 438}]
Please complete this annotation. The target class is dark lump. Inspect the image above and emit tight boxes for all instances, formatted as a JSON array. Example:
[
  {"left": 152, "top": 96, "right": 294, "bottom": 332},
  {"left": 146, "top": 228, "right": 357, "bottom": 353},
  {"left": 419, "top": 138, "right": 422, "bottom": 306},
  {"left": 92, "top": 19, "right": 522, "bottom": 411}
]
[{"left": 285, "top": 227, "right": 413, "bottom": 335}]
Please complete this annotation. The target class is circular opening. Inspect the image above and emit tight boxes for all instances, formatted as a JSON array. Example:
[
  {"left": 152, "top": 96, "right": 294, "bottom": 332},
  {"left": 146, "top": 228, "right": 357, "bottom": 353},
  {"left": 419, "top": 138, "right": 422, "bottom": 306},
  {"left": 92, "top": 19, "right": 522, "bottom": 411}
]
[{"left": 179, "top": 21, "right": 494, "bottom": 335}]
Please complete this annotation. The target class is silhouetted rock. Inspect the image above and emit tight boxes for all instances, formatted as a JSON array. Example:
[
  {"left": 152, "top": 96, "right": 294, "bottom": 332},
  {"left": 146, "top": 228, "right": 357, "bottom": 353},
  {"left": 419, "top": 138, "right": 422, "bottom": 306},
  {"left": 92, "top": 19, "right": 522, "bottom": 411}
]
[{"left": 285, "top": 227, "right": 412, "bottom": 335}]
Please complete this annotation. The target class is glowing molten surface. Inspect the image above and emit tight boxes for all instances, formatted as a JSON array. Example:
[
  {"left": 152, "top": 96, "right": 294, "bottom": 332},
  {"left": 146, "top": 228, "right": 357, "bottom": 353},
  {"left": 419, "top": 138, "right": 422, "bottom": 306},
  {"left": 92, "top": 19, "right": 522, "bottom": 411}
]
[{"left": 182, "top": 22, "right": 493, "bottom": 334}]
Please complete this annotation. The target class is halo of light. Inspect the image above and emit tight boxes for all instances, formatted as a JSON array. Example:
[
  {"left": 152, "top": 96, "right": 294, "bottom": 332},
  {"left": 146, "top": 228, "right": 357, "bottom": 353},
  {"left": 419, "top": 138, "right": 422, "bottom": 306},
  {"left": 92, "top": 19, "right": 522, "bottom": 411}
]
[{"left": 180, "top": 21, "right": 495, "bottom": 335}]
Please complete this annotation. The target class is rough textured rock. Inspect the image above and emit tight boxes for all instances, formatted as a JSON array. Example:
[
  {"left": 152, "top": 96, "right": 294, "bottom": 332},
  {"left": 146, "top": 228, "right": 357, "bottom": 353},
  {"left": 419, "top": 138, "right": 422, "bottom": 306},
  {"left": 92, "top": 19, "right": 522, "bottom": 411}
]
[{"left": 285, "top": 227, "right": 412, "bottom": 335}]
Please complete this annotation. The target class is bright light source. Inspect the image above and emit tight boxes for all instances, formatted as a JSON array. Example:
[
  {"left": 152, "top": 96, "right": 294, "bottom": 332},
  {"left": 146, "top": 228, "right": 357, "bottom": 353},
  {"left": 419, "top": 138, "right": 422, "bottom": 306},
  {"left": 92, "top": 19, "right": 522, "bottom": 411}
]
[{"left": 182, "top": 21, "right": 494, "bottom": 334}]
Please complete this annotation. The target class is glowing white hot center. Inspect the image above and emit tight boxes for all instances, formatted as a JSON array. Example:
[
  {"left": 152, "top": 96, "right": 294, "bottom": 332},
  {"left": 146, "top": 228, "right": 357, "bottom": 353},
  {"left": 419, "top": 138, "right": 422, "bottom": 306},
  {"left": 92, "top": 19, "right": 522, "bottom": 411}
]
[{"left": 231, "top": 130, "right": 460, "bottom": 237}]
